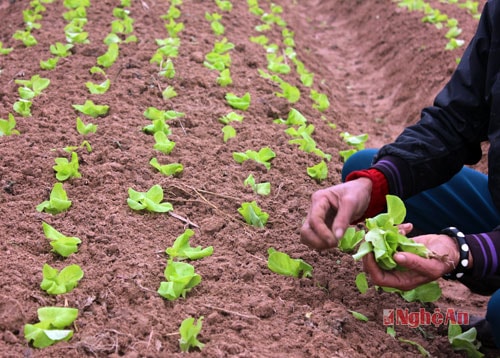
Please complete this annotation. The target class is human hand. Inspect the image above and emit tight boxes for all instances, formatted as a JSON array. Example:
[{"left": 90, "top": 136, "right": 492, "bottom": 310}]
[
  {"left": 300, "top": 178, "right": 372, "bottom": 250},
  {"left": 362, "top": 231, "right": 461, "bottom": 291}
]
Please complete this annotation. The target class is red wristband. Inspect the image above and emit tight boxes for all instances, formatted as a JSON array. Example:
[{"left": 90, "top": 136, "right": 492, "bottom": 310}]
[{"left": 345, "top": 168, "right": 389, "bottom": 221}]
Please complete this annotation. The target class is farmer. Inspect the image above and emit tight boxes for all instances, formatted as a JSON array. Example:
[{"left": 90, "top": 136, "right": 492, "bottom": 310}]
[{"left": 300, "top": 0, "right": 500, "bottom": 350}]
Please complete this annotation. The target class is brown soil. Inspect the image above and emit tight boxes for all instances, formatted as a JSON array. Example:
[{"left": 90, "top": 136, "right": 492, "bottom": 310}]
[{"left": 0, "top": 0, "right": 493, "bottom": 357}]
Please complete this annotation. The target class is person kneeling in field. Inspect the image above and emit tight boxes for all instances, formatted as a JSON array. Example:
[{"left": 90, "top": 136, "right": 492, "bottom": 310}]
[{"left": 300, "top": 0, "right": 500, "bottom": 350}]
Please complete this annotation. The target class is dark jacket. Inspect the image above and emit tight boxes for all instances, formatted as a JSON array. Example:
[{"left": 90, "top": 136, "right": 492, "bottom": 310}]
[{"left": 372, "top": 0, "right": 500, "bottom": 295}]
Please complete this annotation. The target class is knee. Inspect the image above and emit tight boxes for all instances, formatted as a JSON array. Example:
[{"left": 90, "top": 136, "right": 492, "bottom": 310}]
[{"left": 486, "top": 289, "right": 500, "bottom": 324}]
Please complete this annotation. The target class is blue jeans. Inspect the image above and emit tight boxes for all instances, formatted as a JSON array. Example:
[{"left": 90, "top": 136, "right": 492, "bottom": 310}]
[{"left": 343, "top": 149, "right": 500, "bottom": 347}]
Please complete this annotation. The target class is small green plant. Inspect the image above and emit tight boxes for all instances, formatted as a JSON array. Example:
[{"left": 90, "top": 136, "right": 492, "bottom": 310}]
[
  {"left": 307, "top": 161, "right": 328, "bottom": 182},
  {"left": 355, "top": 272, "right": 368, "bottom": 294},
  {"left": 348, "top": 310, "right": 369, "bottom": 322},
  {"left": 244, "top": 174, "right": 270, "bottom": 196},
  {"left": 72, "top": 100, "right": 109, "bottom": 117},
  {"left": 40, "top": 57, "right": 59, "bottom": 70},
  {"left": 267, "top": 247, "right": 312, "bottom": 278},
  {"left": 0, "top": 42, "right": 14, "bottom": 55},
  {"left": 179, "top": 316, "right": 205, "bottom": 352},
  {"left": 225, "top": 92, "right": 251, "bottom": 110},
  {"left": 219, "top": 111, "right": 243, "bottom": 125},
  {"left": 36, "top": 183, "right": 72, "bottom": 214},
  {"left": 238, "top": 201, "right": 269, "bottom": 227},
  {"left": 233, "top": 147, "right": 276, "bottom": 170},
  {"left": 41, "top": 263, "right": 84, "bottom": 295},
  {"left": 205, "top": 12, "right": 225, "bottom": 35},
  {"left": 24, "top": 307, "right": 78, "bottom": 348},
  {"left": 448, "top": 324, "right": 483, "bottom": 357},
  {"left": 76, "top": 117, "right": 97, "bottom": 135},
  {"left": 49, "top": 42, "right": 73, "bottom": 57},
  {"left": 97, "top": 43, "right": 119, "bottom": 68},
  {"left": 338, "top": 227, "right": 365, "bottom": 252},
  {"left": 16, "top": 74, "right": 51, "bottom": 99},
  {"left": 127, "top": 184, "right": 173, "bottom": 213},
  {"left": 217, "top": 68, "right": 232, "bottom": 86},
  {"left": 162, "top": 86, "right": 178, "bottom": 100},
  {"left": 166, "top": 229, "right": 213, "bottom": 260},
  {"left": 53, "top": 152, "right": 81, "bottom": 181},
  {"left": 13, "top": 30, "right": 38, "bottom": 47},
  {"left": 85, "top": 79, "right": 110, "bottom": 94},
  {"left": 153, "top": 132, "right": 176, "bottom": 154},
  {"left": 157, "top": 260, "right": 201, "bottom": 301},
  {"left": 310, "top": 89, "right": 330, "bottom": 111},
  {"left": 222, "top": 125, "right": 236, "bottom": 142},
  {"left": 149, "top": 158, "right": 183, "bottom": 176},
  {"left": 42, "top": 222, "right": 81, "bottom": 257},
  {"left": 0, "top": 113, "right": 20, "bottom": 136}
]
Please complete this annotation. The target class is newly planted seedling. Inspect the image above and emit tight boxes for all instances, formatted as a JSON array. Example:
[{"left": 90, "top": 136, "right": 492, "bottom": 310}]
[
  {"left": 42, "top": 222, "right": 81, "bottom": 257},
  {"left": 0, "top": 113, "right": 20, "bottom": 136},
  {"left": 448, "top": 324, "right": 483, "bottom": 357},
  {"left": 222, "top": 125, "right": 236, "bottom": 142},
  {"left": 157, "top": 260, "right": 201, "bottom": 301},
  {"left": 85, "top": 79, "right": 110, "bottom": 94},
  {"left": 179, "top": 316, "right": 205, "bottom": 352},
  {"left": 233, "top": 147, "right": 276, "bottom": 170},
  {"left": 0, "top": 42, "right": 13, "bottom": 55},
  {"left": 166, "top": 229, "right": 213, "bottom": 260},
  {"left": 348, "top": 310, "right": 369, "bottom": 322},
  {"left": 244, "top": 174, "right": 270, "bottom": 196},
  {"left": 238, "top": 201, "right": 269, "bottom": 228},
  {"left": 153, "top": 132, "right": 176, "bottom": 154},
  {"left": 219, "top": 111, "right": 243, "bottom": 125},
  {"left": 127, "top": 184, "right": 173, "bottom": 212},
  {"left": 53, "top": 151, "right": 81, "bottom": 181},
  {"left": 41, "top": 263, "right": 84, "bottom": 295},
  {"left": 149, "top": 158, "right": 183, "bottom": 176},
  {"left": 267, "top": 247, "right": 312, "bottom": 278},
  {"left": 49, "top": 42, "right": 73, "bottom": 57},
  {"left": 225, "top": 92, "right": 251, "bottom": 110},
  {"left": 76, "top": 117, "right": 97, "bottom": 135},
  {"left": 97, "top": 43, "right": 119, "bottom": 68},
  {"left": 307, "top": 161, "right": 328, "bottom": 182},
  {"left": 24, "top": 307, "right": 78, "bottom": 348},
  {"left": 310, "top": 89, "right": 330, "bottom": 112},
  {"left": 72, "top": 100, "right": 109, "bottom": 117},
  {"left": 36, "top": 183, "right": 72, "bottom": 214}
]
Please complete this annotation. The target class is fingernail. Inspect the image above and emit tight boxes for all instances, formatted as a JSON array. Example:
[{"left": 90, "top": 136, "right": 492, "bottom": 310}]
[
  {"left": 335, "top": 229, "right": 344, "bottom": 239},
  {"left": 394, "top": 253, "right": 406, "bottom": 263}
]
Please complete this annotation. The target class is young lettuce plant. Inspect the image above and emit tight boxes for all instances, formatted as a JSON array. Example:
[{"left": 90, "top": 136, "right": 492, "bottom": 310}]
[
  {"left": 149, "top": 158, "right": 183, "bottom": 176},
  {"left": 42, "top": 222, "right": 81, "bottom": 257},
  {"left": 0, "top": 113, "right": 20, "bottom": 136},
  {"left": 76, "top": 117, "right": 97, "bottom": 135},
  {"left": 219, "top": 111, "right": 243, "bottom": 125},
  {"left": 222, "top": 125, "right": 236, "bottom": 142},
  {"left": 244, "top": 174, "right": 270, "bottom": 196},
  {"left": 153, "top": 132, "right": 176, "bottom": 154},
  {"left": 307, "top": 161, "right": 328, "bottom": 182},
  {"left": 166, "top": 229, "right": 213, "bottom": 260},
  {"left": 36, "top": 183, "right": 72, "bottom": 214},
  {"left": 72, "top": 100, "right": 109, "bottom": 118},
  {"left": 448, "top": 324, "right": 484, "bottom": 358},
  {"left": 97, "top": 43, "right": 119, "bottom": 68},
  {"left": 85, "top": 79, "right": 111, "bottom": 94},
  {"left": 238, "top": 201, "right": 269, "bottom": 228},
  {"left": 53, "top": 152, "right": 81, "bottom": 181},
  {"left": 157, "top": 259, "right": 201, "bottom": 301},
  {"left": 267, "top": 248, "right": 312, "bottom": 278},
  {"left": 24, "top": 307, "right": 78, "bottom": 348},
  {"left": 0, "top": 41, "right": 13, "bottom": 55},
  {"left": 179, "top": 316, "right": 205, "bottom": 352},
  {"left": 41, "top": 264, "right": 84, "bottom": 295},
  {"left": 310, "top": 89, "right": 330, "bottom": 112},
  {"left": 233, "top": 147, "right": 276, "bottom": 170},
  {"left": 127, "top": 184, "right": 173, "bottom": 213},
  {"left": 225, "top": 92, "right": 251, "bottom": 110}
]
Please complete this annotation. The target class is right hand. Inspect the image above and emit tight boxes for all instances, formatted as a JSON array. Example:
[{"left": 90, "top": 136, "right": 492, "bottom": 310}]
[{"left": 300, "top": 178, "right": 372, "bottom": 250}]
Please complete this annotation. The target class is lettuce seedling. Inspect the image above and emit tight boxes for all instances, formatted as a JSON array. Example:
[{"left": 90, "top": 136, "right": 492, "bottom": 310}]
[
  {"left": 24, "top": 307, "right": 78, "bottom": 348},
  {"left": 85, "top": 79, "right": 110, "bottom": 94},
  {"left": 233, "top": 147, "right": 276, "bottom": 170},
  {"left": 222, "top": 125, "right": 236, "bottom": 142},
  {"left": 205, "top": 12, "right": 225, "bottom": 35},
  {"left": 349, "top": 310, "right": 369, "bottom": 322},
  {"left": 40, "top": 57, "right": 59, "bottom": 70},
  {"left": 355, "top": 272, "right": 368, "bottom": 294},
  {"left": 165, "top": 19, "right": 184, "bottom": 38},
  {"left": 143, "top": 118, "right": 172, "bottom": 135},
  {"left": 340, "top": 132, "right": 368, "bottom": 151},
  {"left": 0, "top": 41, "right": 14, "bottom": 55},
  {"left": 16, "top": 74, "right": 50, "bottom": 97},
  {"left": 42, "top": 222, "right": 81, "bottom": 257},
  {"left": 217, "top": 68, "right": 232, "bottom": 86},
  {"left": 13, "top": 99, "right": 32, "bottom": 117},
  {"left": 13, "top": 30, "right": 38, "bottom": 47},
  {"left": 238, "top": 201, "right": 269, "bottom": 228},
  {"left": 76, "top": 117, "right": 97, "bottom": 135},
  {"left": 249, "top": 35, "right": 269, "bottom": 46},
  {"left": 307, "top": 161, "right": 328, "bottom": 182},
  {"left": 179, "top": 317, "right": 205, "bottom": 352},
  {"left": 204, "top": 51, "right": 231, "bottom": 71},
  {"left": 448, "top": 324, "right": 483, "bottom": 358},
  {"left": 398, "top": 338, "right": 430, "bottom": 357},
  {"left": 127, "top": 184, "right": 173, "bottom": 213},
  {"left": 157, "top": 260, "right": 201, "bottom": 301},
  {"left": 159, "top": 59, "right": 176, "bottom": 78},
  {"left": 267, "top": 53, "right": 290, "bottom": 74},
  {"left": 36, "top": 183, "right": 72, "bottom": 214},
  {"left": 41, "top": 263, "right": 84, "bottom": 295},
  {"left": 215, "top": 0, "right": 232, "bottom": 11},
  {"left": 97, "top": 43, "right": 119, "bottom": 68},
  {"left": 352, "top": 195, "right": 430, "bottom": 270},
  {"left": 244, "top": 174, "right": 270, "bottom": 196},
  {"left": 53, "top": 151, "right": 81, "bottom": 181},
  {"left": 294, "top": 59, "right": 314, "bottom": 87},
  {"left": 0, "top": 113, "right": 20, "bottom": 136},
  {"left": 50, "top": 42, "right": 73, "bottom": 57},
  {"left": 162, "top": 86, "right": 177, "bottom": 101},
  {"left": 149, "top": 158, "right": 183, "bottom": 176},
  {"left": 166, "top": 229, "right": 214, "bottom": 260},
  {"left": 310, "top": 89, "right": 330, "bottom": 112},
  {"left": 144, "top": 107, "right": 185, "bottom": 121},
  {"left": 64, "top": 0, "right": 90, "bottom": 8},
  {"left": 274, "top": 108, "right": 307, "bottom": 126},
  {"left": 153, "top": 132, "right": 176, "bottom": 154},
  {"left": 225, "top": 92, "right": 251, "bottom": 110},
  {"left": 267, "top": 248, "right": 312, "bottom": 278},
  {"left": 219, "top": 111, "right": 243, "bottom": 125},
  {"left": 72, "top": 100, "right": 109, "bottom": 118}
]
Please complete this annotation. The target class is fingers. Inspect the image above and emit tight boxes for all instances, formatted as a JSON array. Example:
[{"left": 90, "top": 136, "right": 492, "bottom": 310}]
[{"left": 397, "top": 223, "right": 413, "bottom": 236}]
